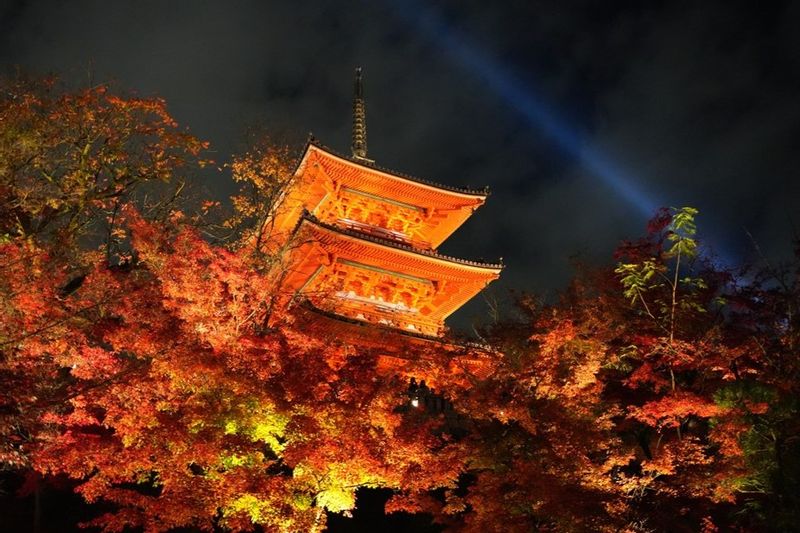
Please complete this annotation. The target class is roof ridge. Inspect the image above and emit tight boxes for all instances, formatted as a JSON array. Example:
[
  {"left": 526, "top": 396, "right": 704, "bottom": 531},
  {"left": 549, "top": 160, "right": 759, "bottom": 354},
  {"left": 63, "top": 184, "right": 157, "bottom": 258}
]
[
  {"left": 299, "top": 211, "right": 504, "bottom": 270},
  {"left": 306, "top": 137, "right": 491, "bottom": 197}
]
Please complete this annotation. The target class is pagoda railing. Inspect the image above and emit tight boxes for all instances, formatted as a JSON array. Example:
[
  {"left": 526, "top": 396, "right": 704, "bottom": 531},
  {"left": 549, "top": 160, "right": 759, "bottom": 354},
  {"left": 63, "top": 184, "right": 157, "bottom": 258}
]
[{"left": 313, "top": 295, "right": 441, "bottom": 336}]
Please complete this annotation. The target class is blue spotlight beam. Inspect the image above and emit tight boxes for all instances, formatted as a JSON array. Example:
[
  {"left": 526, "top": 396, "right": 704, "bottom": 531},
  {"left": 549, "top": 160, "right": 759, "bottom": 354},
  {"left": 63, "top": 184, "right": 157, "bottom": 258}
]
[
  {"left": 388, "top": 1, "right": 659, "bottom": 217},
  {"left": 385, "top": 2, "right": 740, "bottom": 267}
]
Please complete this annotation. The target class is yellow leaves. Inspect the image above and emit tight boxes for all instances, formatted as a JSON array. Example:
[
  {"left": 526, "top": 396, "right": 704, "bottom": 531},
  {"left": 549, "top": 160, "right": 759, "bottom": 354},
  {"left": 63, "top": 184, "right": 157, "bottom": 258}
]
[
  {"left": 291, "top": 492, "right": 313, "bottom": 511},
  {"left": 224, "top": 138, "right": 294, "bottom": 243},
  {"left": 121, "top": 433, "right": 139, "bottom": 448},
  {"left": 45, "top": 195, "right": 64, "bottom": 210},
  {"left": 569, "top": 354, "right": 603, "bottom": 394},
  {"left": 1, "top": 76, "right": 208, "bottom": 248},
  {"left": 315, "top": 486, "right": 356, "bottom": 513},
  {"left": 249, "top": 414, "right": 289, "bottom": 452},
  {"left": 187, "top": 419, "right": 204, "bottom": 434},
  {"left": 225, "top": 493, "right": 270, "bottom": 523},
  {"left": 217, "top": 400, "right": 289, "bottom": 456},
  {"left": 291, "top": 450, "right": 384, "bottom": 515},
  {"left": 220, "top": 453, "right": 261, "bottom": 469}
]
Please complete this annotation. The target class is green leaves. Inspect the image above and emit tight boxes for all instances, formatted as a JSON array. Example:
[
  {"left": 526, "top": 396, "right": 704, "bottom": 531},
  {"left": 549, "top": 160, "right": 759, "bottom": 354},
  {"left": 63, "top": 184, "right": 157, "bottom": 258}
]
[
  {"left": 615, "top": 206, "right": 708, "bottom": 326},
  {"left": 615, "top": 259, "right": 662, "bottom": 304},
  {"left": 665, "top": 206, "right": 699, "bottom": 259}
]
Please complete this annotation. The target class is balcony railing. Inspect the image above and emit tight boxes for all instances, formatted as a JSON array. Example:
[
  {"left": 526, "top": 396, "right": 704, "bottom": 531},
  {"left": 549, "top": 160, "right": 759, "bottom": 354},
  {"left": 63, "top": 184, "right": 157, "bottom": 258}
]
[{"left": 314, "top": 294, "right": 441, "bottom": 336}]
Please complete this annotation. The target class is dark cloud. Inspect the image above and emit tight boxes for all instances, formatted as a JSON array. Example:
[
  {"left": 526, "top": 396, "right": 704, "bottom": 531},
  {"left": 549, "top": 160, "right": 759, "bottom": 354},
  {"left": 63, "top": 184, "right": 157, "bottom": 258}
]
[{"left": 2, "top": 0, "right": 799, "bottom": 329}]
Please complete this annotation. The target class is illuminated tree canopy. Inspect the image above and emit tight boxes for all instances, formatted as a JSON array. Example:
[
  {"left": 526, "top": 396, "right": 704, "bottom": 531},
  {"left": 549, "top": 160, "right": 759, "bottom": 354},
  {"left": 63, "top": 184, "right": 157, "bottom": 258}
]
[{"left": 1, "top": 77, "right": 799, "bottom": 532}]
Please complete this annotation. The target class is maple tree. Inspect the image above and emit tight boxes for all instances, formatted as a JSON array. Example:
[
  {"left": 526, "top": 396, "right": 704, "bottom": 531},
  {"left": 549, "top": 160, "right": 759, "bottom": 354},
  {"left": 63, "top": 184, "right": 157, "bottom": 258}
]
[
  {"left": 719, "top": 241, "right": 800, "bottom": 530},
  {"left": 23, "top": 210, "right": 467, "bottom": 531},
  {"left": 0, "top": 76, "right": 209, "bottom": 475},
  {"left": 0, "top": 76, "right": 208, "bottom": 253},
  {"left": 1, "top": 77, "right": 467, "bottom": 531},
  {"left": 2, "top": 76, "right": 799, "bottom": 532},
  {"left": 225, "top": 136, "right": 295, "bottom": 258},
  {"left": 418, "top": 207, "right": 799, "bottom": 532}
]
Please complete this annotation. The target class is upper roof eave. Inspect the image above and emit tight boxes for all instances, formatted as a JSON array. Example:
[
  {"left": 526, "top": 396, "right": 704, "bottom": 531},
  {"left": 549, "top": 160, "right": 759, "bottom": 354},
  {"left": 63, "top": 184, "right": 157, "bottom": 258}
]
[{"left": 292, "top": 136, "right": 491, "bottom": 199}]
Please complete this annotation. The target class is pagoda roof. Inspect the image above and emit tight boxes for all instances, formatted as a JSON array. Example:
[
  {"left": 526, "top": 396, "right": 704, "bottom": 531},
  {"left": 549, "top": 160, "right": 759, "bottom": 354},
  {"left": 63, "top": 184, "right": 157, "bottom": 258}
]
[
  {"left": 298, "top": 137, "right": 490, "bottom": 198},
  {"left": 294, "top": 300, "right": 498, "bottom": 384},
  {"left": 296, "top": 299, "right": 496, "bottom": 355},
  {"left": 281, "top": 212, "right": 502, "bottom": 325},
  {"left": 268, "top": 138, "right": 492, "bottom": 250},
  {"left": 295, "top": 211, "right": 504, "bottom": 272}
]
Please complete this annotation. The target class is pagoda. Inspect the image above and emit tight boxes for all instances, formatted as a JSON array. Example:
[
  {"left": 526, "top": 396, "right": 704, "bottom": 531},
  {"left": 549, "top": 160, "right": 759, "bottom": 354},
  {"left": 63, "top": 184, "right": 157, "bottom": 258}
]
[{"left": 271, "top": 69, "right": 501, "bottom": 357}]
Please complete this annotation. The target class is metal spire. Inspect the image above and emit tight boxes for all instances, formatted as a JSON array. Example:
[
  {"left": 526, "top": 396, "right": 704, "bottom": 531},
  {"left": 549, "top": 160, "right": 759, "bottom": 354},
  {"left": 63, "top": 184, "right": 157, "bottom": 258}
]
[{"left": 351, "top": 67, "right": 372, "bottom": 162}]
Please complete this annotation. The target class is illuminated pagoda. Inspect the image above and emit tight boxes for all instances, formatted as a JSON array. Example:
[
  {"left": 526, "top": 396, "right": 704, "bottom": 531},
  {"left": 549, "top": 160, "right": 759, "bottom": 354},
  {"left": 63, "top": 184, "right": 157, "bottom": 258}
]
[{"left": 271, "top": 69, "right": 501, "bottom": 375}]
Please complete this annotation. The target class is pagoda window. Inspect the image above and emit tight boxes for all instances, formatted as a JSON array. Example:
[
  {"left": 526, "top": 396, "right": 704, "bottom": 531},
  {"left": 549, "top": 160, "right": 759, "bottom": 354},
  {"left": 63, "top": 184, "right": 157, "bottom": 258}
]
[
  {"left": 333, "top": 290, "right": 418, "bottom": 314},
  {"left": 347, "top": 279, "right": 363, "bottom": 294},
  {"left": 337, "top": 218, "right": 411, "bottom": 244},
  {"left": 399, "top": 291, "right": 414, "bottom": 308},
  {"left": 375, "top": 285, "right": 391, "bottom": 302},
  {"left": 388, "top": 218, "right": 406, "bottom": 233},
  {"left": 366, "top": 211, "right": 388, "bottom": 228}
]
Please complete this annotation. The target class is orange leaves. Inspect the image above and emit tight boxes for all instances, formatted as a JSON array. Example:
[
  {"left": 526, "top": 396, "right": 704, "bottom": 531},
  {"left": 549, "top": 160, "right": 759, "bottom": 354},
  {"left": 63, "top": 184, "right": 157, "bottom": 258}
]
[
  {"left": 708, "top": 418, "right": 748, "bottom": 459},
  {"left": 4, "top": 77, "right": 796, "bottom": 531},
  {"left": 625, "top": 361, "right": 672, "bottom": 391},
  {"left": 0, "top": 201, "right": 473, "bottom": 531},
  {"left": 642, "top": 437, "right": 712, "bottom": 477},
  {"left": 126, "top": 208, "right": 276, "bottom": 361},
  {"left": 449, "top": 224, "right": 789, "bottom": 532},
  {"left": 225, "top": 138, "right": 294, "bottom": 254},
  {"left": 526, "top": 314, "right": 608, "bottom": 407},
  {"left": 69, "top": 345, "right": 123, "bottom": 380}
]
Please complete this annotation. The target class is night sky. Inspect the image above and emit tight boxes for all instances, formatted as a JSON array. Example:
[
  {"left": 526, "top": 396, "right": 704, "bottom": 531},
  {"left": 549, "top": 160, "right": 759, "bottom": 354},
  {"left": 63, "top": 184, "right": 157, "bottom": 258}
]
[{"left": 2, "top": 1, "right": 799, "bottom": 329}]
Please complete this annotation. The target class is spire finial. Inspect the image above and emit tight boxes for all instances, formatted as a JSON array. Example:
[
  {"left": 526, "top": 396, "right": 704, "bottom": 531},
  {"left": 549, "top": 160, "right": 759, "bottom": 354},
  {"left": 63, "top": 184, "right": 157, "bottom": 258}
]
[{"left": 351, "top": 67, "right": 372, "bottom": 162}]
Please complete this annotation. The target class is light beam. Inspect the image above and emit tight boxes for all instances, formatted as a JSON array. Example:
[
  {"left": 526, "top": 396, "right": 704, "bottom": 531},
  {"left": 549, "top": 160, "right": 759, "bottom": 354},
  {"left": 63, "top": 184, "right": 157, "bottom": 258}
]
[
  {"left": 387, "top": 2, "right": 659, "bottom": 217},
  {"left": 385, "top": 2, "right": 739, "bottom": 266}
]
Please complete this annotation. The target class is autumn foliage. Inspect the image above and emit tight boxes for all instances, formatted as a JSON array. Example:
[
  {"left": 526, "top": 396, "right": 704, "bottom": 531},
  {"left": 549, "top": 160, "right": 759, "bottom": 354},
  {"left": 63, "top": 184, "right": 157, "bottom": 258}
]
[{"left": 2, "top": 77, "right": 799, "bottom": 532}]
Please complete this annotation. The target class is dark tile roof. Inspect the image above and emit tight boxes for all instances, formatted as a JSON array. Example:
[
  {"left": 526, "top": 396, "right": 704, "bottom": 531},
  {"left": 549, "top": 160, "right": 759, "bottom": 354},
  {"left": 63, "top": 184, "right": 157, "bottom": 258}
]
[{"left": 298, "top": 211, "right": 504, "bottom": 271}]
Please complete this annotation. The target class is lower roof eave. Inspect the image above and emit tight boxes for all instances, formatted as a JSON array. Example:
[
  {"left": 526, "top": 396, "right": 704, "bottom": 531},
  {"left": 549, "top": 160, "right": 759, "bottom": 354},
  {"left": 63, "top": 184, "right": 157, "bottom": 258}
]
[{"left": 295, "top": 299, "right": 493, "bottom": 351}]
